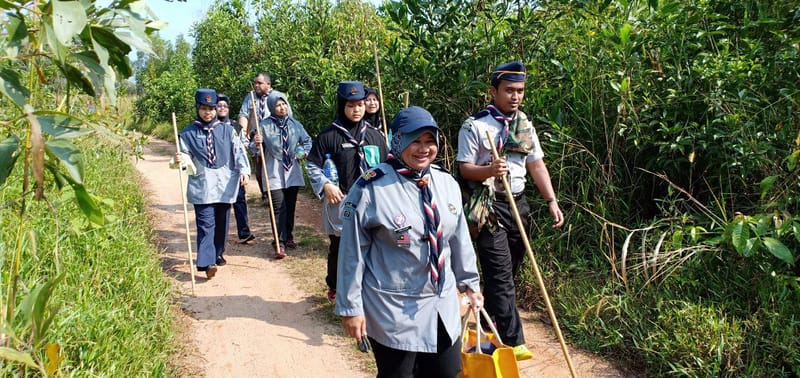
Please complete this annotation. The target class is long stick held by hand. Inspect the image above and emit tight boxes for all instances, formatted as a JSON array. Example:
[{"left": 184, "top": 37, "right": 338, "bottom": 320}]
[
  {"left": 485, "top": 131, "right": 576, "bottom": 377},
  {"left": 172, "top": 112, "right": 196, "bottom": 296},
  {"left": 249, "top": 90, "right": 282, "bottom": 256},
  {"left": 373, "top": 42, "right": 389, "bottom": 143}
]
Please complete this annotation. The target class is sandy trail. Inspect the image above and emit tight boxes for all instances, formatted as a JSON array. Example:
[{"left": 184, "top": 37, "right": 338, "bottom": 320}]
[{"left": 135, "top": 138, "right": 634, "bottom": 377}]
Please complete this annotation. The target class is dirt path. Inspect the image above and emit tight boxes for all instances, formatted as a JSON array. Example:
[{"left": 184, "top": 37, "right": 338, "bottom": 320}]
[{"left": 135, "top": 139, "right": 633, "bottom": 377}]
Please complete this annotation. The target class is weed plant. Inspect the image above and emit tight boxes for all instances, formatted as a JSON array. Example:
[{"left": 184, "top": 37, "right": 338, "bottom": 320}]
[{"left": 0, "top": 142, "right": 176, "bottom": 376}]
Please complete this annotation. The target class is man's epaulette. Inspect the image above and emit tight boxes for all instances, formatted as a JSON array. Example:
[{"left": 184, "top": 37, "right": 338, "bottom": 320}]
[
  {"left": 472, "top": 108, "right": 491, "bottom": 119},
  {"left": 461, "top": 109, "right": 491, "bottom": 132},
  {"left": 356, "top": 167, "right": 385, "bottom": 187}
]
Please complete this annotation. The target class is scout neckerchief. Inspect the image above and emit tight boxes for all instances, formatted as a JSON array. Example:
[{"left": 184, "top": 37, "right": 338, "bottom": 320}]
[
  {"left": 386, "top": 156, "right": 445, "bottom": 294},
  {"left": 194, "top": 119, "right": 221, "bottom": 166},
  {"left": 271, "top": 115, "right": 293, "bottom": 171},
  {"left": 485, "top": 103, "right": 532, "bottom": 154},
  {"left": 331, "top": 120, "right": 369, "bottom": 174},
  {"left": 257, "top": 93, "right": 268, "bottom": 120}
]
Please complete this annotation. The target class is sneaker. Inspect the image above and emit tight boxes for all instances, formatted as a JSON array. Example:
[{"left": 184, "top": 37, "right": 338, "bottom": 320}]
[
  {"left": 216, "top": 256, "right": 227, "bottom": 266},
  {"left": 285, "top": 240, "right": 297, "bottom": 249},
  {"left": 274, "top": 246, "right": 287, "bottom": 260},
  {"left": 205, "top": 265, "right": 218, "bottom": 279},
  {"left": 238, "top": 234, "right": 256, "bottom": 244},
  {"left": 512, "top": 345, "right": 533, "bottom": 361},
  {"left": 327, "top": 289, "right": 336, "bottom": 302}
]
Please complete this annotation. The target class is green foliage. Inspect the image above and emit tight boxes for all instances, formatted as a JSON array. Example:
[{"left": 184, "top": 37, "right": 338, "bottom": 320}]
[
  {"left": 189, "top": 0, "right": 388, "bottom": 134},
  {"left": 134, "top": 36, "right": 197, "bottom": 128},
  {"left": 0, "top": 143, "right": 176, "bottom": 376},
  {"left": 0, "top": 0, "right": 166, "bottom": 373},
  {"left": 191, "top": 0, "right": 257, "bottom": 113},
  {"left": 131, "top": 0, "right": 800, "bottom": 374}
]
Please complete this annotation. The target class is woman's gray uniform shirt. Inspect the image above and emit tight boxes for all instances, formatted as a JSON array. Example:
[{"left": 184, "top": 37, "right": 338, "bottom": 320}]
[{"left": 335, "top": 164, "right": 481, "bottom": 353}]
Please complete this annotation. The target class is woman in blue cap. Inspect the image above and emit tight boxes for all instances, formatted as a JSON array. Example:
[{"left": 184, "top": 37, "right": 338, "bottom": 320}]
[
  {"left": 336, "top": 106, "right": 483, "bottom": 377},
  {"left": 306, "top": 81, "right": 389, "bottom": 301},
  {"left": 250, "top": 91, "right": 312, "bottom": 258},
  {"left": 172, "top": 89, "right": 252, "bottom": 279}
]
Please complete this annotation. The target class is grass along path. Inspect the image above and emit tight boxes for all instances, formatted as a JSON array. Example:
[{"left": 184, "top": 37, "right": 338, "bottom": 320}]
[{"left": 137, "top": 137, "right": 633, "bottom": 377}]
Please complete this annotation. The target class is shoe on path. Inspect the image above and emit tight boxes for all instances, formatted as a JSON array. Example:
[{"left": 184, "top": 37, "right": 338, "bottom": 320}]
[
  {"left": 238, "top": 234, "right": 256, "bottom": 244},
  {"left": 205, "top": 265, "right": 218, "bottom": 279},
  {"left": 513, "top": 344, "right": 533, "bottom": 361},
  {"left": 216, "top": 256, "right": 227, "bottom": 266},
  {"left": 274, "top": 245, "right": 287, "bottom": 260},
  {"left": 285, "top": 239, "right": 297, "bottom": 249},
  {"left": 327, "top": 289, "right": 336, "bottom": 302}
]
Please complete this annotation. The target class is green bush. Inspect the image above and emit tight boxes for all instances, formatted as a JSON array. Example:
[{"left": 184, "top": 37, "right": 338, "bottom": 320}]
[{"left": 0, "top": 142, "right": 176, "bottom": 376}]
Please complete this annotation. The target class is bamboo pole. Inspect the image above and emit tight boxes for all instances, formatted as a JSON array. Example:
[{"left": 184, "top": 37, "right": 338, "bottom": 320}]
[
  {"left": 249, "top": 90, "right": 283, "bottom": 258},
  {"left": 485, "top": 131, "right": 576, "bottom": 377},
  {"left": 372, "top": 42, "right": 389, "bottom": 143},
  {"left": 172, "top": 112, "right": 196, "bottom": 295}
]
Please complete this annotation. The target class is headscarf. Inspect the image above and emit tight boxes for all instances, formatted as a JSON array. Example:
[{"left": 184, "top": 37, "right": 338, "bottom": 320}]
[
  {"left": 266, "top": 91, "right": 294, "bottom": 171},
  {"left": 363, "top": 87, "right": 382, "bottom": 132},
  {"left": 387, "top": 106, "right": 445, "bottom": 293}
]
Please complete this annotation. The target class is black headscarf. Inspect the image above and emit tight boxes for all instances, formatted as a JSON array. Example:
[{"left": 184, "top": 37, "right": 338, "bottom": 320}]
[{"left": 363, "top": 87, "right": 382, "bottom": 132}]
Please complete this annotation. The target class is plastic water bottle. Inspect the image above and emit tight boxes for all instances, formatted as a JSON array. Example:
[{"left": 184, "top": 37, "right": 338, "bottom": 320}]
[
  {"left": 322, "top": 153, "right": 339, "bottom": 185},
  {"left": 294, "top": 143, "right": 305, "bottom": 160}
]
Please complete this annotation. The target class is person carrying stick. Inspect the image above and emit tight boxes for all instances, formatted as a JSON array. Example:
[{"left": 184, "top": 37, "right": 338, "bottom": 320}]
[
  {"left": 171, "top": 89, "right": 251, "bottom": 279},
  {"left": 306, "top": 81, "right": 388, "bottom": 302},
  {"left": 456, "top": 61, "right": 565, "bottom": 360},
  {"left": 249, "top": 91, "right": 312, "bottom": 258}
]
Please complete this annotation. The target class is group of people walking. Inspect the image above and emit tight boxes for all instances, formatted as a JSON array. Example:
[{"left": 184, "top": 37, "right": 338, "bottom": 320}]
[{"left": 171, "top": 61, "right": 564, "bottom": 377}]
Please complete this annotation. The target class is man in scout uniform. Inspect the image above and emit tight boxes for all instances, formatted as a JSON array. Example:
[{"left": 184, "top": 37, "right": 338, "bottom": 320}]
[{"left": 456, "top": 61, "right": 565, "bottom": 360}]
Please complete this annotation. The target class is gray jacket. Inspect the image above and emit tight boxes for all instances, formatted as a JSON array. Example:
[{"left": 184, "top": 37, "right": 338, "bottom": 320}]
[{"left": 335, "top": 163, "right": 480, "bottom": 352}]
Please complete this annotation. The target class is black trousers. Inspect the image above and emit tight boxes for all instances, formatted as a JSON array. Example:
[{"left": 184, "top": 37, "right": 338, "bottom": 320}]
[
  {"left": 253, "top": 156, "right": 266, "bottom": 200},
  {"left": 232, "top": 184, "right": 252, "bottom": 239},
  {"left": 269, "top": 186, "right": 299, "bottom": 245},
  {"left": 325, "top": 235, "right": 340, "bottom": 290},
  {"left": 370, "top": 315, "right": 462, "bottom": 378},
  {"left": 476, "top": 195, "right": 531, "bottom": 347}
]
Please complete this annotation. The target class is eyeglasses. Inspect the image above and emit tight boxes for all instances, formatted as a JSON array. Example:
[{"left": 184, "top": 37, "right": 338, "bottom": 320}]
[
  {"left": 255, "top": 81, "right": 271, "bottom": 85},
  {"left": 217, "top": 104, "right": 229, "bottom": 108}
]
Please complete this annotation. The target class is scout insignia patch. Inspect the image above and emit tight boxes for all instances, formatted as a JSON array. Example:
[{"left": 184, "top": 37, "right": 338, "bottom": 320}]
[
  {"left": 341, "top": 203, "right": 355, "bottom": 220},
  {"left": 349, "top": 85, "right": 358, "bottom": 96},
  {"left": 448, "top": 203, "right": 457, "bottom": 214},
  {"left": 205, "top": 94, "right": 213, "bottom": 103},
  {"left": 393, "top": 214, "right": 406, "bottom": 226},
  {"left": 356, "top": 168, "right": 385, "bottom": 187},
  {"left": 461, "top": 119, "right": 474, "bottom": 132}
]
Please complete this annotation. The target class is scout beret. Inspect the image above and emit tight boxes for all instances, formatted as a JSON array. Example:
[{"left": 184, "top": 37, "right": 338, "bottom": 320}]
[
  {"left": 491, "top": 61, "right": 527, "bottom": 84},
  {"left": 336, "top": 81, "right": 366, "bottom": 101},
  {"left": 195, "top": 89, "right": 218, "bottom": 107}
]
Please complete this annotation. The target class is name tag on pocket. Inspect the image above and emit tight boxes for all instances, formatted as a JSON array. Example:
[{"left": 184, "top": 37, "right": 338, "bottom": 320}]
[{"left": 341, "top": 142, "right": 355, "bottom": 148}]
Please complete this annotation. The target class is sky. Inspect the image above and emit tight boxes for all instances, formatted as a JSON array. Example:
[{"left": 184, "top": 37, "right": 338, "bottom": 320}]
[{"left": 147, "top": 1, "right": 214, "bottom": 44}]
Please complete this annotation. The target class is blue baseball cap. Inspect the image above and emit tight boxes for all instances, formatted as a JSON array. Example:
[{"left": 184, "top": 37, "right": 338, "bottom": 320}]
[{"left": 389, "top": 106, "right": 440, "bottom": 154}]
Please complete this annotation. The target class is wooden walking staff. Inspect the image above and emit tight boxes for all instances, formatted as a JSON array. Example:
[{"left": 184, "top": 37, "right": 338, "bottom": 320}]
[
  {"left": 372, "top": 42, "right": 389, "bottom": 143},
  {"left": 171, "top": 112, "right": 196, "bottom": 295},
  {"left": 249, "top": 90, "right": 282, "bottom": 257},
  {"left": 485, "top": 130, "right": 577, "bottom": 377}
]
